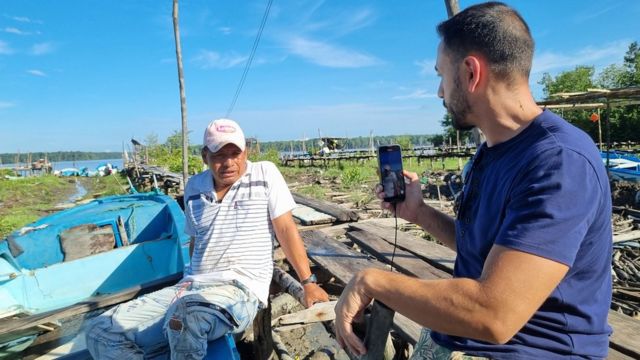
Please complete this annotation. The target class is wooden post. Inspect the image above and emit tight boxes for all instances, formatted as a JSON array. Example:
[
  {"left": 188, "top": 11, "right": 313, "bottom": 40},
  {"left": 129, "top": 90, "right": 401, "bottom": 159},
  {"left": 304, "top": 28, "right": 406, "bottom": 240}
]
[
  {"left": 357, "top": 300, "right": 395, "bottom": 360},
  {"left": 252, "top": 301, "right": 273, "bottom": 360},
  {"left": 172, "top": 0, "right": 189, "bottom": 191},
  {"left": 597, "top": 108, "right": 603, "bottom": 150},
  {"left": 444, "top": 0, "right": 459, "bottom": 17},
  {"left": 272, "top": 267, "right": 305, "bottom": 305}
]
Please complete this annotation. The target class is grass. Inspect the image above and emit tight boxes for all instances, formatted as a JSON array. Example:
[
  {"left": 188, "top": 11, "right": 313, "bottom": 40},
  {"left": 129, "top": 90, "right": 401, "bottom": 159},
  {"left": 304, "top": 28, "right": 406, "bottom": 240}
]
[
  {"left": 77, "top": 173, "right": 130, "bottom": 199},
  {"left": 0, "top": 175, "right": 75, "bottom": 238},
  {"left": 0, "top": 173, "right": 131, "bottom": 239},
  {"left": 275, "top": 156, "right": 468, "bottom": 202}
]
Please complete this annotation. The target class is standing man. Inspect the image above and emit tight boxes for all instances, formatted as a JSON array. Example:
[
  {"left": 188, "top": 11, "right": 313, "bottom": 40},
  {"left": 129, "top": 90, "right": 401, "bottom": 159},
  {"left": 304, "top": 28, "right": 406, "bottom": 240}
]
[
  {"left": 86, "top": 118, "right": 328, "bottom": 359},
  {"left": 335, "top": 2, "right": 612, "bottom": 359}
]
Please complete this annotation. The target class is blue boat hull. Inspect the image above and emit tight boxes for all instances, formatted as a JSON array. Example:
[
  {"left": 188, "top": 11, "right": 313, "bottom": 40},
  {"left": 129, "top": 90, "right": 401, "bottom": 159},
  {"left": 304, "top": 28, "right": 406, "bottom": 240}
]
[{"left": 0, "top": 192, "right": 190, "bottom": 318}]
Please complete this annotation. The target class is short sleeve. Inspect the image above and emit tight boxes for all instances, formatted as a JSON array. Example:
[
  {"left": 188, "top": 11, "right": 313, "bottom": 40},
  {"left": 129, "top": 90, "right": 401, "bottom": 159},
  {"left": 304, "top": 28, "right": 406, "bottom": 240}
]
[
  {"left": 263, "top": 162, "right": 296, "bottom": 220},
  {"left": 495, "top": 148, "right": 603, "bottom": 266},
  {"left": 183, "top": 178, "right": 197, "bottom": 237}
]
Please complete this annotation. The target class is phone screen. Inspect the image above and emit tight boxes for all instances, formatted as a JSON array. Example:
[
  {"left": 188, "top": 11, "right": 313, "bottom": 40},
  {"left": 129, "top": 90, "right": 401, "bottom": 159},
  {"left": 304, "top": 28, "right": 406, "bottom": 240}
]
[{"left": 378, "top": 145, "right": 405, "bottom": 203}]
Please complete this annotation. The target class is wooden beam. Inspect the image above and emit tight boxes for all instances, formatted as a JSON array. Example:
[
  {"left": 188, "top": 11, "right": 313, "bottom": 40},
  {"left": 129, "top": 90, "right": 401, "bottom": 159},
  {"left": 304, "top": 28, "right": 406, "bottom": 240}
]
[
  {"left": 292, "top": 193, "right": 359, "bottom": 222},
  {"left": 608, "top": 311, "right": 640, "bottom": 359},
  {"left": 346, "top": 230, "right": 449, "bottom": 280},
  {"left": 349, "top": 222, "right": 456, "bottom": 274},
  {"left": 301, "top": 230, "right": 386, "bottom": 284},
  {"left": 272, "top": 267, "right": 305, "bottom": 306},
  {"left": 0, "top": 273, "right": 183, "bottom": 337}
]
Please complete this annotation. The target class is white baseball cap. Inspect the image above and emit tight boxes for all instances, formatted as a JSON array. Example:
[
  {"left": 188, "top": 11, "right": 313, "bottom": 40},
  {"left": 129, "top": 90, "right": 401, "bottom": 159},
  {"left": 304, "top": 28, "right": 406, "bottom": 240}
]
[{"left": 203, "top": 118, "right": 246, "bottom": 153}]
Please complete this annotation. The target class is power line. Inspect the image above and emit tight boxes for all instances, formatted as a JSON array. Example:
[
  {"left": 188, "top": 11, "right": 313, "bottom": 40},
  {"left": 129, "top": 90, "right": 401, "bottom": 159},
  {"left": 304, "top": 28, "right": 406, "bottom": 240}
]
[{"left": 226, "top": 0, "right": 273, "bottom": 118}]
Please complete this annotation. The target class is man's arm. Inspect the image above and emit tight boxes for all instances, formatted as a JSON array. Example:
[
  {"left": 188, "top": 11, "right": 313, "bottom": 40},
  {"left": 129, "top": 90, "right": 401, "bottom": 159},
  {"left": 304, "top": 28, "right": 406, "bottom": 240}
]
[
  {"left": 335, "top": 245, "right": 568, "bottom": 355},
  {"left": 380, "top": 171, "right": 457, "bottom": 250},
  {"left": 272, "top": 211, "right": 329, "bottom": 307}
]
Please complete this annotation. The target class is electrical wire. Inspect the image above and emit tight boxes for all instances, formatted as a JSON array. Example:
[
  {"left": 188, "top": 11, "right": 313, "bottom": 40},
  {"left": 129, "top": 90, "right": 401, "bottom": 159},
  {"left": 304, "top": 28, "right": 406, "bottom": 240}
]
[
  {"left": 225, "top": 0, "right": 273, "bottom": 118},
  {"left": 390, "top": 203, "right": 398, "bottom": 271}
]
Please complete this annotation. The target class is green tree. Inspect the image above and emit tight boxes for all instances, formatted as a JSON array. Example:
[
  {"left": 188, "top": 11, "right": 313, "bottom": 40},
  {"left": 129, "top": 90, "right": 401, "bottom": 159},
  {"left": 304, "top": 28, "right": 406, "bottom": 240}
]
[{"left": 539, "top": 66, "right": 595, "bottom": 98}]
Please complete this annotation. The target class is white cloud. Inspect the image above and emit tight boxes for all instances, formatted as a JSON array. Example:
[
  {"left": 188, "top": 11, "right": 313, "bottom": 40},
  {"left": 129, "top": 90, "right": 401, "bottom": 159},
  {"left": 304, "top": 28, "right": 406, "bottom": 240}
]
[
  {"left": 572, "top": 4, "right": 621, "bottom": 24},
  {"left": 4, "top": 27, "right": 27, "bottom": 35},
  {"left": 416, "top": 59, "right": 436, "bottom": 76},
  {"left": 393, "top": 89, "right": 438, "bottom": 100},
  {"left": 31, "top": 42, "right": 54, "bottom": 55},
  {"left": 192, "top": 50, "right": 247, "bottom": 69},
  {"left": 219, "top": 27, "right": 232, "bottom": 35},
  {"left": 0, "top": 101, "right": 15, "bottom": 109},
  {"left": 0, "top": 40, "right": 14, "bottom": 54},
  {"left": 27, "top": 69, "right": 47, "bottom": 77},
  {"left": 11, "top": 16, "right": 42, "bottom": 24},
  {"left": 532, "top": 40, "right": 630, "bottom": 75},
  {"left": 332, "top": 7, "right": 376, "bottom": 36},
  {"left": 286, "top": 36, "right": 380, "bottom": 68}
]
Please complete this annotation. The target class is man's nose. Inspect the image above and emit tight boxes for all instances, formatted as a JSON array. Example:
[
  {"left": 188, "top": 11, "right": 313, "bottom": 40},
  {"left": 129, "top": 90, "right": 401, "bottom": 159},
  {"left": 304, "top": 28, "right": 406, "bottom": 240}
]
[{"left": 437, "top": 81, "right": 444, "bottom": 98}]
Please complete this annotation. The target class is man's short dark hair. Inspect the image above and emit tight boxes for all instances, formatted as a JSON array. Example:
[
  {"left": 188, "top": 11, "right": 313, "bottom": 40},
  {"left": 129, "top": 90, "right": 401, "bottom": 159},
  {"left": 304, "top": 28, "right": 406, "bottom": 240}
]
[{"left": 437, "top": 2, "right": 534, "bottom": 80}]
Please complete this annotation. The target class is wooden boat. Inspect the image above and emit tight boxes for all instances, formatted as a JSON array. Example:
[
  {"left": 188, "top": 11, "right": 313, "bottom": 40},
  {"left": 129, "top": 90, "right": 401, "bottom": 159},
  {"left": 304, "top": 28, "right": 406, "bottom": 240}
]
[{"left": 0, "top": 191, "right": 190, "bottom": 356}]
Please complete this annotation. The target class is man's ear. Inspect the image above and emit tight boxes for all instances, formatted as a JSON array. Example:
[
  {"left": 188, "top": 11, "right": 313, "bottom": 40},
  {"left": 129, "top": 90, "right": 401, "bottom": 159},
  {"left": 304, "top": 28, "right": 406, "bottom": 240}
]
[
  {"left": 463, "top": 55, "right": 483, "bottom": 93},
  {"left": 201, "top": 148, "right": 208, "bottom": 164}
]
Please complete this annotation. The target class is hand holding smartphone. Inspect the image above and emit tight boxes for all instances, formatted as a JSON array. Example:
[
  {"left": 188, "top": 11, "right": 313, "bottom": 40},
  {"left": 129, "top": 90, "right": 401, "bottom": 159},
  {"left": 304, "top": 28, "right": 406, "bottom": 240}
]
[{"left": 378, "top": 145, "right": 405, "bottom": 203}]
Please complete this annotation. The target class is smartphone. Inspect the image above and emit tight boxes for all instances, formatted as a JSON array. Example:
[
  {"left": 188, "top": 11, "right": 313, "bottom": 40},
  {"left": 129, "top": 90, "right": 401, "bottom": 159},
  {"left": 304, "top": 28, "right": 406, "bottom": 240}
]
[{"left": 378, "top": 145, "right": 405, "bottom": 203}]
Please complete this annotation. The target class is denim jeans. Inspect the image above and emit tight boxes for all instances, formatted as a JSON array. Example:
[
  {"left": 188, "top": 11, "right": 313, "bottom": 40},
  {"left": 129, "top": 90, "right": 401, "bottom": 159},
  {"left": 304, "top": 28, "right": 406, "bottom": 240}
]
[{"left": 85, "top": 280, "right": 259, "bottom": 360}]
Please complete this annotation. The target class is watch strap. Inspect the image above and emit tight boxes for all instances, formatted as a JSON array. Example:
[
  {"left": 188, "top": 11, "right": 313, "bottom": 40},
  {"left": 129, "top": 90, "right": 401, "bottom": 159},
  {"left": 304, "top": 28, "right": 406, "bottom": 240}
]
[{"left": 301, "top": 273, "right": 317, "bottom": 285}]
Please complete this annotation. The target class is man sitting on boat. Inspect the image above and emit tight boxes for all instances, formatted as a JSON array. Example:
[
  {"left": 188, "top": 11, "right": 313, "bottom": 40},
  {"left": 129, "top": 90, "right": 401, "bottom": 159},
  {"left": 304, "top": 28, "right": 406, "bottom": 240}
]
[{"left": 85, "top": 118, "right": 329, "bottom": 359}]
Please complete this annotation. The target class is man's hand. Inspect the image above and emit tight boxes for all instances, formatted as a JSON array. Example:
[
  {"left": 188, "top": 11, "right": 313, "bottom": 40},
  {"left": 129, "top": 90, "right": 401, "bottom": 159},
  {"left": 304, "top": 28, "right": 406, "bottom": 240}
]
[
  {"left": 334, "top": 270, "right": 373, "bottom": 356},
  {"left": 302, "top": 283, "right": 329, "bottom": 308},
  {"left": 377, "top": 170, "right": 426, "bottom": 223}
]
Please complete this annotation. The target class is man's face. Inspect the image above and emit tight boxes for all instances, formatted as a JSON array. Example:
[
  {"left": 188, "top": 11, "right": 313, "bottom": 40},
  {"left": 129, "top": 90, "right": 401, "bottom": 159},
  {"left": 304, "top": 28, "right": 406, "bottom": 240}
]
[
  {"left": 436, "top": 42, "right": 474, "bottom": 131},
  {"left": 202, "top": 144, "right": 247, "bottom": 188}
]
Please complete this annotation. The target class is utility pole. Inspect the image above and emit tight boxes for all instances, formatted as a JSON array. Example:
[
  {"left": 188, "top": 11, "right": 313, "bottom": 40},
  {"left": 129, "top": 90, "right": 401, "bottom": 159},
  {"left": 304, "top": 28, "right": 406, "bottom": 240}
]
[{"left": 173, "top": 0, "right": 189, "bottom": 190}]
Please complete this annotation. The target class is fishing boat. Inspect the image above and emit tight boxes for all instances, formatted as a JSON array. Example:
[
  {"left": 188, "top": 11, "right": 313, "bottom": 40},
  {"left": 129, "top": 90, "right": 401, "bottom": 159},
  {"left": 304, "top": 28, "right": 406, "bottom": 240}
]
[
  {"left": 601, "top": 151, "right": 640, "bottom": 182},
  {"left": 0, "top": 190, "right": 191, "bottom": 356}
]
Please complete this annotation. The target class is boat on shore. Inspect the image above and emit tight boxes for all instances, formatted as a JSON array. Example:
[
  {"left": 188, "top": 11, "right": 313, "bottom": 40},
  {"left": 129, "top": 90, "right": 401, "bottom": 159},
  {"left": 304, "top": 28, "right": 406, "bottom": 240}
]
[
  {"left": 0, "top": 191, "right": 190, "bottom": 356},
  {"left": 601, "top": 151, "right": 640, "bottom": 182}
]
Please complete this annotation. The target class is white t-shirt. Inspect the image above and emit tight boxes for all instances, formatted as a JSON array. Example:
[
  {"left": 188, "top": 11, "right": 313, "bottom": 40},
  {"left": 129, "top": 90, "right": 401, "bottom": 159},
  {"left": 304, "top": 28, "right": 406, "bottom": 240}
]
[{"left": 183, "top": 161, "right": 296, "bottom": 305}]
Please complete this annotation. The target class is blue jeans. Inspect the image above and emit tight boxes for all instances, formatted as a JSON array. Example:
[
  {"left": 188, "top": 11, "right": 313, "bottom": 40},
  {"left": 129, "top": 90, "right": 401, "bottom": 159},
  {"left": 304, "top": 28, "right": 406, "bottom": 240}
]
[{"left": 85, "top": 281, "right": 259, "bottom": 360}]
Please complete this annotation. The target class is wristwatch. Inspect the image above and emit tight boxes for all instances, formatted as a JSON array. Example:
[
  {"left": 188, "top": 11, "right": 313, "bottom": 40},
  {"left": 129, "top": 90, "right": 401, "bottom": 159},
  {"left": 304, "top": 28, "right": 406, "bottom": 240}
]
[{"left": 301, "top": 273, "right": 318, "bottom": 285}]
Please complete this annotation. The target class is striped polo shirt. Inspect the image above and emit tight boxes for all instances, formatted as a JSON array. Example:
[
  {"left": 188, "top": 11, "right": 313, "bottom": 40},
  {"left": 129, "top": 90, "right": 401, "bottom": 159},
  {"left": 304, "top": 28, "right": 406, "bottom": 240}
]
[{"left": 183, "top": 160, "right": 296, "bottom": 305}]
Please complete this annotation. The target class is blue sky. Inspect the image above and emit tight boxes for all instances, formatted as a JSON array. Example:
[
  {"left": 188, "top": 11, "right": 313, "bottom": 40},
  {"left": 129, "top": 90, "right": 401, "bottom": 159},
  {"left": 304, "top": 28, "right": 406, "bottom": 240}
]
[{"left": 1, "top": 0, "right": 639, "bottom": 153}]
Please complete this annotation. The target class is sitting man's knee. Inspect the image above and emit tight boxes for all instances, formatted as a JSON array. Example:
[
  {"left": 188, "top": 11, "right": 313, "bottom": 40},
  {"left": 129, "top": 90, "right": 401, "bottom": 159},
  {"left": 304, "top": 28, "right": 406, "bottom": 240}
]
[{"left": 166, "top": 298, "right": 233, "bottom": 355}]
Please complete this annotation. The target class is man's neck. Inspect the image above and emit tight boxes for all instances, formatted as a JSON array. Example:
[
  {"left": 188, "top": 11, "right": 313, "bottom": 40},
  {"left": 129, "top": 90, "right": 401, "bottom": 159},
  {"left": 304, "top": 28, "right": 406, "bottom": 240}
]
[
  {"left": 213, "top": 184, "right": 231, "bottom": 202},
  {"left": 476, "top": 83, "right": 542, "bottom": 147}
]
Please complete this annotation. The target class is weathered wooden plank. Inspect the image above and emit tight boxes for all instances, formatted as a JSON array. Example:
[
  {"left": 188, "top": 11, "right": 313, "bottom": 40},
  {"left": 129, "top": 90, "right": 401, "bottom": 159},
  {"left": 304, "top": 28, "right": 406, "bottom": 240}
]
[
  {"left": 300, "top": 230, "right": 424, "bottom": 346},
  {"left": 609, "top": 311, "right": 640, "bottom": 358},
  {"left": 393, "top": 313, "right": 421, "bottom": 345},
  {"left": 301, "top": 230, "right": 386, "bottom": 284},
  {"left": 613, "top": 230, "right": 640, "bottom": 243},
  {"left": 347, "top": 230, "right": 449, "bottom": 280},
  {"left": 275, "top": 301, "right": 337, "bottom": 328},
  {"left": 293, "top": 193, "right": 359, "bottom": 222},
  {"left": 349, "top": 222, "right": 456, "bottom": 274},
  {"left": 0, "top": 273, "right": 182, "bottom": 336},
  {"left": 292, "top": 205, "right": 336, "bottom": 225},
  {"left": 607, "top": 347, "right": 636, "bottom": 360}
]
